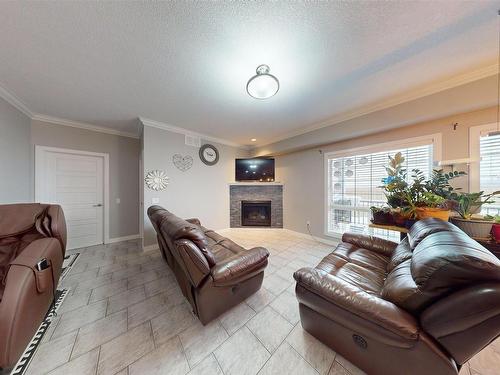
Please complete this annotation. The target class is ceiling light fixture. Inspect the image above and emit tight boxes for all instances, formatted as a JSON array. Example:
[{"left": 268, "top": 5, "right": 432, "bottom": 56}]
[
  {"left": 246, "top": 64, "right": 279, "bottom": 99},
  {"left": 251, "top": 138, "right": 257, "bottom": 142}
]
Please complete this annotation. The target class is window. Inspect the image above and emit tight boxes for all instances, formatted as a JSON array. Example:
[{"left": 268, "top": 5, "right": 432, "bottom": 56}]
[
  {"left": 325, "top": 138, "right": 436, "bottom": 239},
  {"left": 470, "top": 126, "right": 500, "bottom": 216}
]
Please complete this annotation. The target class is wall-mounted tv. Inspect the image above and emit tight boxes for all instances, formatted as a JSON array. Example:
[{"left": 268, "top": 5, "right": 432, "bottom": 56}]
[{"left": 235, "top": 158, "right": 275, "bottom": 181}]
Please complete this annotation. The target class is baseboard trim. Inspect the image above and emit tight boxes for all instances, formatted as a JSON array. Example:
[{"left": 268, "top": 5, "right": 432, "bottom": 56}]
[
  {"left": 143, "top": 244, "right": 160, "bottom": 252},
  {"left": 107, "top": 234, "right": 141, "bottom": 244}
]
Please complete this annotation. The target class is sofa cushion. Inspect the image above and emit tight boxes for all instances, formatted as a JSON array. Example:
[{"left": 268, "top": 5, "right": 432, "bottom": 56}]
[
  {"left": 316, "top": 253, "right": 386, "bottom": 295},
  {"left": 158, "top": 212, "right": 216, "bottom": 267},
  {"left": 203, "top": 229, "right": 245, "bottom": 262},
  {"left": 332, "top": 242, "right": 389, "bottom": 273},
  {"left": 386, "top": 237, "right": 412, "bottom": 273},
  {"left": 411, "top": 231, "right": 500, "bottom": 292},
  {"left": 383, "top": 230, "right": 500, "bottom": 313},
  {"left": 407, "top": 218, "right": 460, "bottom": 250}
]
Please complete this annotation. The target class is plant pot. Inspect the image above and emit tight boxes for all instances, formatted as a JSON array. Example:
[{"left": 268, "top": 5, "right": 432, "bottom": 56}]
[
  {"left": 492, "top": 224, "right": 500, "bottom": 243},
  {"left": 416, "top": 207, "right": 451, "bottom": 221},
  {"left": 451, "top": 217, "right": 494, "bottom": 239},
  {"left": 371, "top": 211, "right": 395, "bottom": 225},
  {"left": 392, "top": 211, "right": 407, "bottom": 226}
]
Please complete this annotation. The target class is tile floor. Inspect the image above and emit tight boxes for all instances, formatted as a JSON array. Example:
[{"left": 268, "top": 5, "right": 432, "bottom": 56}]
[{"left": 23, "top": 229, "right": 500, "bottom": 375}]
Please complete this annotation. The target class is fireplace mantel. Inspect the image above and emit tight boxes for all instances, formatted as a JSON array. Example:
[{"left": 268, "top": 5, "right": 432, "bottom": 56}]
[{"left": 228, "top": 182, "right": 283, "bottom": 186}]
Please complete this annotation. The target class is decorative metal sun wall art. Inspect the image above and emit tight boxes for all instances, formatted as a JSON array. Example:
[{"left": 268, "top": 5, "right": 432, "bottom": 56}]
[{"left": 145, "top": 170, "right": 169, "bottom": 191}]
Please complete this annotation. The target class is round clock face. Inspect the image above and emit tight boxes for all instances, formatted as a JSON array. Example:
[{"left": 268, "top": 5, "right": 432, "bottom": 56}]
[{"left": 199, "top": 144, "right": 219, "bottom": 166}]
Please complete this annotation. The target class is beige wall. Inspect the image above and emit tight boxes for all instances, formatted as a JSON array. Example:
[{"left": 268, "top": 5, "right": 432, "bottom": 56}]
[
  {"left": 31, "top": 120, "right": 141, "bottom": 239},
  {"left": 142, "top": 125, "right": 249, "bottom": 247},
  {"left": 255, "top": 75, "right": 497, "bottom": 157},
  {"left": 275, "top": 106, "right": 497, "bottom": 240},
  {"left": 0, "top": 97, "right": 32, "bottom": 203}
]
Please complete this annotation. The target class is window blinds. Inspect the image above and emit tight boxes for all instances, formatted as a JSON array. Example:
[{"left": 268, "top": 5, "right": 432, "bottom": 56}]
[
  {"left": 326, "top": 143, "right": 433, "bottom": 238},
  {"left": 480, "top": 133, "right": 500, "bottom": 216}
]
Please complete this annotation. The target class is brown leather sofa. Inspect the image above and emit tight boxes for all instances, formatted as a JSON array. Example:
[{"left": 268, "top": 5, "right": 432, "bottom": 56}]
[
  {"left": 0, "top": 204, "right": 66, "bottom": 370},
  {"left": 294, "top": 218, "right": 500, "bottom": 375},
  {"left": 148, "top": 206, "right": 269, "bottom": 324}
]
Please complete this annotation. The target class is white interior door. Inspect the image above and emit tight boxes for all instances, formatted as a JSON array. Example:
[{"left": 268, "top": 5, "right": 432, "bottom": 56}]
[{"left": 37, "top": 148, "right": 105, "bottom": 249}]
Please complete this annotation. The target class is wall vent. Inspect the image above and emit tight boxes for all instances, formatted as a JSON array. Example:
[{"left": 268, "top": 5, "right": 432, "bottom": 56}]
[{"left": 185, "top": 134, "right": 201, "bottom": 148}]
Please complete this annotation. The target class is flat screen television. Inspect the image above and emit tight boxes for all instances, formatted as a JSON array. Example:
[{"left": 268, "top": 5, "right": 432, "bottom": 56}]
[{"left": 235, "top": 158, "right": 275, "bottom": 181}]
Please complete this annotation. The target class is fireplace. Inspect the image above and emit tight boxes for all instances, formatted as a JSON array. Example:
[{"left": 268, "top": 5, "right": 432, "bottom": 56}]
[{"left": 241, "top": 200, "right": 271, "bottom": 227}]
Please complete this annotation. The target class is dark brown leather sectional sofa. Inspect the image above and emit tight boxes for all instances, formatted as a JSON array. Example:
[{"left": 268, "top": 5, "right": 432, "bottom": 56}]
[
  {"left": 0, "top": 204, "right": 66, "bottom": 370},
  {"left": 148, "top": 206, "right": 269, "bottom": 324},
  {"left": 294, "top": 218, "right": 500, "bottom": 375}
]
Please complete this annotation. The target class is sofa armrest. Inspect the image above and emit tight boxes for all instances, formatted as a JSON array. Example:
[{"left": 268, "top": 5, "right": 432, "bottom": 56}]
[
  {"left": 211, "top": 247, "right": 269, "bottom": 287},
  {"left": 294, "top": 268, "right": 418, "bottom": 341},
  {"left": 342, "top": 232, "right": 398, "bottom": 257},
  {"left": 186, "top": 218, "right": 201, "bottom": 226}
]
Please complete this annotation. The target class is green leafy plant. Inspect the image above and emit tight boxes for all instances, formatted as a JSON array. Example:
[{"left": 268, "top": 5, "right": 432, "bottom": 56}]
[
  {"left": 382, "top": 152, "right": 409, "bottom": 208},
  {"left": 400, "top": 191, "right": 420, "bottom": 219},
  {"left": 425, "top": 169, "right": 466, "bottom": 199},
  {"left": 452, "top": 191, "right": 500, "bottom": 219},
  {"left": 483, "top": 214, "right": 500, "bottom": 223},
  {"left": 420, "top": 192, "right": 446, "bottom": 208},
  {"left": 370, "top": 206, "right": 392, "bottom": 214}
]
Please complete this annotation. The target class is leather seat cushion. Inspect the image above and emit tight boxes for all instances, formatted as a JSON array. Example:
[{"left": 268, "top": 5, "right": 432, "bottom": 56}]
[
  {"left": 200, "top": 228, "right": 246, "bottom": 262},
  {"left": 316, "top": 253, "right": 386, "bottom": 295},
  {"left": 332, "top": 242, "right": 389, "bottom": 273}
]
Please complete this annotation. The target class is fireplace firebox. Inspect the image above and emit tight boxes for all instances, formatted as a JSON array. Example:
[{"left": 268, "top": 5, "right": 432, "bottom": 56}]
[{"left": 241, "top": 201, "right": 271, "bottom": 227}]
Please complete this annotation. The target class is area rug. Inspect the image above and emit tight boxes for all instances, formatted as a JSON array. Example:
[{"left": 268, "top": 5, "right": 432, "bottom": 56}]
[{"left": 9, "top": 289, "right": 69, "bottom": 375}]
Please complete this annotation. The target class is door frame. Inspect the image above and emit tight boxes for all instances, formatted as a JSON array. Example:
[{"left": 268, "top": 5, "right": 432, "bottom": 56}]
[{"left": 35, "top": 145, "right": 110, "bottom": 245}]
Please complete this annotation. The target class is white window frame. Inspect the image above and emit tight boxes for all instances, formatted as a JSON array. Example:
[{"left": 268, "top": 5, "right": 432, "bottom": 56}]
[
  {"left": 323, "top": 133, "right": 442, "bottom": 238},
  {"left": 469, "top": 123, "right": 498, "bottom": 193}
]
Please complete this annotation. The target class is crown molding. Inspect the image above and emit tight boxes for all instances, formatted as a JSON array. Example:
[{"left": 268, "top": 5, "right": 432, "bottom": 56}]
[
  {"left": 0, "top": 84, "right": 33, "bottom": 117},
  {"left": 139, "top": 117, "right": 244, "bottom": 148},
  {"left": 32, "top": 114, "right": 140, "bottom": 139},
  {"left": 259, "top": 63, "right": 499, "bottom": 148}
]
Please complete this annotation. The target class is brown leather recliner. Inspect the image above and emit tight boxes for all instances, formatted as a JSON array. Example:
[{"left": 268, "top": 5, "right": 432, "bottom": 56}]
[
  {"left": 294, "top": 218, "right": 500, "bottom": 375},
  {"left": 0, "top": 204, "right": 66, "bottom": 370},
  {"left": 148, "top": 206, "right": 269, "bottom": 324}
]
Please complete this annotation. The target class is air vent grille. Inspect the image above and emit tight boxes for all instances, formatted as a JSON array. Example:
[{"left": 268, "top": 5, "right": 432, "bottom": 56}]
[{"left": 185, "top": 134, "right": 201, "bottom": 148}]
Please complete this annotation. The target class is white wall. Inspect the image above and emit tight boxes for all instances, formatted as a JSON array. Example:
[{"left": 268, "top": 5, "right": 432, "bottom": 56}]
[
  {"left": 0, "top": 97, "right": 32, "bottom": 203},
  {"left": 142, "top": 125, "right": 249, "bottom": 247}
]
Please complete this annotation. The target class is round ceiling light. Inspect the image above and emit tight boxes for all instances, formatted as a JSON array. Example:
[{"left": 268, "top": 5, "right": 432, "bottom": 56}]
[{"left": 246, "top": 64, "right": 279, "bottom": 99}]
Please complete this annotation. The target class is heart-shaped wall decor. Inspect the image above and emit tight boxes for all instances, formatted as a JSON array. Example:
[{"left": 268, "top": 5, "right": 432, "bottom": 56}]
[{"left": 172, "top": 154, "right": 193, "bottom": 172}]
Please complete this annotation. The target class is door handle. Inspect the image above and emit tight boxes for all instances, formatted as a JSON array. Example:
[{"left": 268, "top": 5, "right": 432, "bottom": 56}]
[{"left": 93, "top": 204, "right": 103, "bottom": 207}]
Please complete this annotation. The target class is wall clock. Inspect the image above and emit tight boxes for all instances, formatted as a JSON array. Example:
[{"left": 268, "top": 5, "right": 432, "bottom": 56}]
[{"left": 199, "top": 144, "right": 219, "bottom": 166}]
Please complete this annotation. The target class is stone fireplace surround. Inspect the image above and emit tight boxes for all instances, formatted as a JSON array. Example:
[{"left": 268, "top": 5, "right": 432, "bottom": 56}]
[{"left": 229, "top": 183, "right": 283, "bottom": 228}]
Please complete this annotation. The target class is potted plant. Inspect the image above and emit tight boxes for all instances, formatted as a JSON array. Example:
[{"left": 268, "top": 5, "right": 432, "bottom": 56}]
[
  {"left": 391, "top": 207, "right": 407, "bottom": 227},
  {"left": 370, "top": 206, "right": 395, "bottom": 225},
  {"left": 400, "top": 190, "right": 420, "bottom": 228},
  {"left": 450, "top": 191, "right": 500, "bottom": 239},
  {"left": 416, "top": 192, "right": 452, "bottom": 221},
  {"left": 382, "top": 152, "right": 409, "bottom": 210},
  {"left": 489, "top": 215, "right": 500, "bottom": 242},
  {"left": 380, "top": 153, "right": 466, "bottom": 226}
]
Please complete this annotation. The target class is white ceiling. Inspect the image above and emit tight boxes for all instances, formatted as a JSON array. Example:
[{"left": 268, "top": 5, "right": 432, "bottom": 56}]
[{"left": 0, "top": 1, "right": 499, "bottom": 146}]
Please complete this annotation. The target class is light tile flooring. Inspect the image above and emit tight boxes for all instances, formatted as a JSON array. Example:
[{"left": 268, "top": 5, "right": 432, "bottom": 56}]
[{"left": 24, "top": 229, "right": 500, "bottom": 375}]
